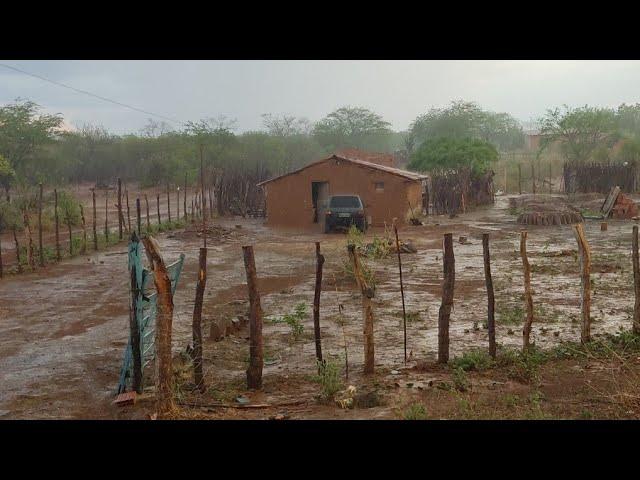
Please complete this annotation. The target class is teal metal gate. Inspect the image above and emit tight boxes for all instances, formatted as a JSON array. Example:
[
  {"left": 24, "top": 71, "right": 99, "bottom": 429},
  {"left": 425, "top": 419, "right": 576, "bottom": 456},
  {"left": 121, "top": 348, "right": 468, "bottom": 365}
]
[{"left": 116, "top": 237, "right": 185, "bottom": 395}]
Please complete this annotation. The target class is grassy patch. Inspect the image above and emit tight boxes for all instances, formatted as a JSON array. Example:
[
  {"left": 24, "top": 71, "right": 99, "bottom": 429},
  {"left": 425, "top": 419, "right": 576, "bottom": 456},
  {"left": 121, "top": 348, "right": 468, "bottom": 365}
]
[
  {"left": 451, "top": 349, "right": 494, "bottom": 372},
  {"left": 403, "top": 402, "right": 428, "bottom": 420}
]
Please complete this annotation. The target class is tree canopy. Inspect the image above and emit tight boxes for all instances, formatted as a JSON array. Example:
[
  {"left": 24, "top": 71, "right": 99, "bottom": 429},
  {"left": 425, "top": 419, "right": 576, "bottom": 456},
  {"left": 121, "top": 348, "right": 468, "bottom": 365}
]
[
  {"left": 409, "top": 100, "right": 524, "bottom": 152},
  {"left": 408, "top": 137, "right": 498, "bottom": 175},
  {"left": 312, "top": 106, "right": 394, "bottom": 152}
]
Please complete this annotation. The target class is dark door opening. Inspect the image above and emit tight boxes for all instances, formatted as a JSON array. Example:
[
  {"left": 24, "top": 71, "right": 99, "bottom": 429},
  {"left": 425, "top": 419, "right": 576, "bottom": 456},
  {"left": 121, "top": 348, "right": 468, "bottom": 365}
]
[{"left": 312, "top": 181, "right": 329, "bottom": 223}]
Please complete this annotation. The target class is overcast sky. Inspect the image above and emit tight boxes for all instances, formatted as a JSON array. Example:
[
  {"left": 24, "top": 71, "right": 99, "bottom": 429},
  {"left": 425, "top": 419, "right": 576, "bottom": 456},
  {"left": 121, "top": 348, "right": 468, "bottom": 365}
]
[{"left": 1, "top": 60, "right": 640, "bottom": 134}]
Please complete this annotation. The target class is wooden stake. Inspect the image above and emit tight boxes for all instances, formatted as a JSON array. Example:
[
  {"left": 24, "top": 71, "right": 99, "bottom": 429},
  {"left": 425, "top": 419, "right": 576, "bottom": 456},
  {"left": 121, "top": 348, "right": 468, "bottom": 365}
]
[
  {"left": 144, "top": 194, "right": 150, "bottom": 233},
  {"left": 183, "top": 173, "right": 187, "bottom": 221},
  {"left": 438, "top": 233, "right": 455, "bottom": 364},
  {"left": 92, "top": 189, "right": 98, "bottom": 251},
  {"left": 80, "top": 204, "right": 87, "bottom": 254},
  {"left": 54, "top": 188, "right": 60, "bottom": 261},
  {"left": 104, "top": 189, "right": 109, "bottom": 243},
  {"left": 633, "top": 226, "right": 640, "bottom": 335},
  {"left": 243, "top": 245, "right": 263, "bottom": 389},
  {"left": 394, "top": 225, "right": 408, "bottom": 364},
  {"left": 117, "top": 178, "right": 123, "bottom": 240},
  {"left": 136, "top": 198, "right": 141, "bottom": 235},
  {"left": 313, "top": 241, "right": 324, "bottom": 363},
  {"left": 347, "top": 244, "right": 375, "bottom": 374},
  {"left": 156, "top": 193, "right": 161, "bottom": 225},
  {"left": 518, "top": 164, "right": 522, "bottom": 195},
  {"left": 573, "top": 223, "right": 591, "bottom": 343},
  {"left": 125, "top": 186, "right": 131, "bottom": 234},
  {"left": 142, "top": 236, "right": 175, "bottom": 412},
  {"left": 38, "top": 183, "right": 44, "bottom": 266},
  {"left": 192, "top": 247, "right": 207, "bottom": 391},
  {"left": 482, "top": 233, "right": 496, "bottom": 358},
  {"left": 167, "top": 185, "right": 171, "bottom": 224},
  {"left": 521, "top": 230, "right": 534, "bottom": 350},
  {"left": 129, "top": 232, "right": 143, "bottom": 394},
  {"left": 23, "top": 209, "right": 35, "bottom": 269}
]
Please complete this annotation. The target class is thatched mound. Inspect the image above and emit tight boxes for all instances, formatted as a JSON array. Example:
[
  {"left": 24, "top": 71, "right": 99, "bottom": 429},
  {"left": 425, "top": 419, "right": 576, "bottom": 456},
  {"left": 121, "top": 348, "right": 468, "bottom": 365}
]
[{"left": 510, "top": 195, "right": 584, "bottom": 226}]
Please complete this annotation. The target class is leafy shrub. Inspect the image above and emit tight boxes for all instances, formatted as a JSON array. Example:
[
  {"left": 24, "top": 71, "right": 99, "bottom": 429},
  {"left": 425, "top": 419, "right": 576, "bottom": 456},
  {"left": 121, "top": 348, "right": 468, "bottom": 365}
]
[
  {"left": 313, "top": 359, "right": 343, "bottom": 401},
  {"left": 403, "top": 403, "right": 428, "bottom": 420},
  {"left": 451, "top": 349, "right": 494, "bottom": 371}
]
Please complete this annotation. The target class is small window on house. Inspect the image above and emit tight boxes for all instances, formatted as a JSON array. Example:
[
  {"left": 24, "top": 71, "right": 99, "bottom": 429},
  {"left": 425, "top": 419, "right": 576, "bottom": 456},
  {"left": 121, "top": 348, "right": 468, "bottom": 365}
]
[{"left": 374, "top": 182, "right": 384, "bottom": 192}]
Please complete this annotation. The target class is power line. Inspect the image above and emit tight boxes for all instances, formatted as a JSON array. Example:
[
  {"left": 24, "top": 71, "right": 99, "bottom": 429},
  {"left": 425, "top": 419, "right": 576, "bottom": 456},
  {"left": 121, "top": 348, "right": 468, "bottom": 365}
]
[{"left": 0, "top": 62, "right": 184, "bottom": 126}]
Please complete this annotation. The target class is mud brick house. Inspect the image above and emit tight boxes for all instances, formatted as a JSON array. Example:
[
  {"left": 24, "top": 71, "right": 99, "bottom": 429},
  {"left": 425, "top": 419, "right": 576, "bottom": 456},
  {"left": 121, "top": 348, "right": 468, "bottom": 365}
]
[
  {"left": 334, "top": 148, "right": 397, "bottom": 167},
  {"left": 258, "top": 153, "right": 427, "bottom": 229}
]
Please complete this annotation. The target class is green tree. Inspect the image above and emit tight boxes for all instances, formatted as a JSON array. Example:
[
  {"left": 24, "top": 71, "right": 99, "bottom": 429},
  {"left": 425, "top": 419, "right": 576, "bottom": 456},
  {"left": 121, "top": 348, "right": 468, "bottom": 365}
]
[
  {"left": 312, "top": 106, "right": 393, "bottom": 152},
  {"left": 538, "top": 105, "right": 618, "bottom": 163},
  {"left": 410, "top": 100, "right": 524, "bottom": 151},
  {"left": 0, "top": 155, "right": 16, "bottom": 201},
  {"left": 408, "top": 137, "right": 498, "bottom": 175},
  {"left": 0, "top": 99, "right": 63, "bottom": 189}
]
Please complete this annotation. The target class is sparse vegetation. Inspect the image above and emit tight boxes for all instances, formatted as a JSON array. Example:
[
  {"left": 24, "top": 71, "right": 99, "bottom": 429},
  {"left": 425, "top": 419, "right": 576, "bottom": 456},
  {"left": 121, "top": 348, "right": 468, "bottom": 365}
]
[
  {"left": 312, "top": 358, "right": 343, "bottom": 402},
  {"left": 403, "top": 402, "right": 428, "bottom": 420}
]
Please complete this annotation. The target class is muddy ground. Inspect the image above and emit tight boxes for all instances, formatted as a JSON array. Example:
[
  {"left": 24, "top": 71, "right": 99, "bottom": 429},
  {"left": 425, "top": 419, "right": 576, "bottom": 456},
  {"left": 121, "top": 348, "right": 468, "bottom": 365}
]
[{"left": 1, "top": 194, "right": 639, "bottom": 420}]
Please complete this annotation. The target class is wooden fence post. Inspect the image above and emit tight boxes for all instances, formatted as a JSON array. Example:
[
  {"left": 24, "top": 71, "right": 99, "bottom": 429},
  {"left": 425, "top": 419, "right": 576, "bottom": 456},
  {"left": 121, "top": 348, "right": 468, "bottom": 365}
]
[
  {"left": 574, "top": 223, "right": 592, "bottom": 343},
  {"left": 23, "top": 209, "right": 35, "bottom": 269},
  {"left": 313, "top": 242, "right": 324, "bottom": 363},
  {"left": 136, "top": 198, "right": 141, "bottom": 235},
  {"left": 104, "top": 189, "right": 109, "bottom": 243},
  {"left": 167, "top": 185, "right": 171, "bottom": 224},
  {"left": 394, "top": 225, "right": 408, "bottom": 364},
  {"left": 521, "top": 230, "right": 534, "bottom": 350},
  {"left": 531, "top": 163, "right": 536, "bottom": 194},
  {"left": 633, "top": 226, "right": 640, "bottom": 335},
  {"left": 518, "top": 164, "right": 522, "bottom": 195},
  {"left": 92, "top": 188, "right": 98, "bottom": 251},
  {"left": 176, "top": 188, "right": 180, "bottom": 221},
  {"left": 156, "top": 193, "right": 161, "bottom": 225},
  {"left": 125, "top": 186, "right": 131, "bottom": 234},
  {"left": 348, "top": 244, "right": 375, "bottom": 374},
  {"left": 438, "top": 233, "right": 455, "bottom": 363},
  {"left": 117, "top": 178, "right": 123, "bottom": 240},
  {"left": 129, "top": 232, "right": 143, "bottom": 394},
  {"left": 192, "top": 247, "right": 207, "bottom": 391},
  {"left": 183, "top": 173, "right": 187, "bottom": 221},
  {"left": 142, "top": 236, "right": 175, "bottom": 412},
  {"left": 54, "top": 188, "right": 60, "bottom": 261},
  {"left": 482, "top": 233, "right": 496, "bottom": 358},
  {"left": 144, "top": 194, "right": 150, "bottom": 233},
  {"left": 38, "top": 183, "right": 44, "bottom": 266},
  {"left": 243, "top": 245, "right": 264, "bottom": 389},
  {"left": 80, "top": 205, "right": 87, "bottom": 254}
]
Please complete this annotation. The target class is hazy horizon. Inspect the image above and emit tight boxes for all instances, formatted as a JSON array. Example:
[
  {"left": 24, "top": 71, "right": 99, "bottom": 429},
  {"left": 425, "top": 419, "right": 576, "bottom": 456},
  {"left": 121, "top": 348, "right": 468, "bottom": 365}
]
[{"left": 2, "top": 60, "right": 640, "bottom": 135}]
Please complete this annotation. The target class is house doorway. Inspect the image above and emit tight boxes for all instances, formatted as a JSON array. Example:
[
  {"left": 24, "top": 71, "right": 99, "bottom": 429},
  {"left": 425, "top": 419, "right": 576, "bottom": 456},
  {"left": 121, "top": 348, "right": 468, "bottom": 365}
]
[{"left": 312, "top": 181, "right": 329, "bottom": 224}]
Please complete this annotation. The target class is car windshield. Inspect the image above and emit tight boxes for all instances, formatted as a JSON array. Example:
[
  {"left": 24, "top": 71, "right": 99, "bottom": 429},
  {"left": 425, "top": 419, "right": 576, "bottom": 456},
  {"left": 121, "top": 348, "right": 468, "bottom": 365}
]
[{"left": 329, "top": 196, "right": 361, "bottom": 208}]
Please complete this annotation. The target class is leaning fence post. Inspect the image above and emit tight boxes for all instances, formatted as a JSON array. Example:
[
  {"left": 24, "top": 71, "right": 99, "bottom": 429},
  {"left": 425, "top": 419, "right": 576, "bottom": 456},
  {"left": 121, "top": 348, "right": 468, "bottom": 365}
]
[
  {"left": 92, "top": 188, "right": 98, "bottom": 251},
  {"left": 573, "top": 223, "right": 592, "bottom": 343},
  {"left": 313, "top": 241, "right": 324, "bottom": 363},
  {"left": 482, "top": 233, "right": 496, "bottom": 358},
  {"left": 633, "top": 226, "right": 640, "bottom": 335},
  {"left": 348, "top": 244, "right": 375, "bottom": 374},
  {"left": 243, "top": 245, "right": 264, "bottom": 389},
  {"left": 438, "top": 233, "right": 455, "bottom": 363},
  {"left": 394, "top": 225, "right": 408, "bottom": 364},
  {"left": 521, "top": 230, "right": 534, "bottom": 350},
  {"left": 142, "top": 235, "right": 175, "bottom": 412},
  {"left": 193, "top": 247, "right": 207, "bottom": 391},
  {"left": 53, "top": 188, "right": 61, "bottom": 261},
  {"left": 38, "top": 183, "right": 44, "bottom": 266}
]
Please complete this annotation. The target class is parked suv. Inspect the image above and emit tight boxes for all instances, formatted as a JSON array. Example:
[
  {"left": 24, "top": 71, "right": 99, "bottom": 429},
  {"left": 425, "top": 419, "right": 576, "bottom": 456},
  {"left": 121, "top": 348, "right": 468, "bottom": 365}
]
[{"left": 324, "top": 195, "right": 367, "bottom": 233}]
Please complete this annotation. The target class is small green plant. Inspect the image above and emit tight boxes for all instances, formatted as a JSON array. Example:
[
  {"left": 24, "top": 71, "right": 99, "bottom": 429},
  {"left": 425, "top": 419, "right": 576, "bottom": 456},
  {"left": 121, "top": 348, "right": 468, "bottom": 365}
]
[
  {"left": 451, "top": 349, "right": 494, "bottom": 372},
  {"left": 271, "top": 302, "right": 306, "bottom": 340},
  {"left": 497, "top": 304, "right": 524, "bottom": 325},
  {"left": 403, "top": 402, "right": 428, "bottom": 420},
  {"left": 452, "top": 367, "right": 470, "bottom": 392},
  {"left": 312, "top": 359, "right": 343, "bottom": 402},
  {"left": 496, "top": 347, "right": 547, "bottom": 384}
]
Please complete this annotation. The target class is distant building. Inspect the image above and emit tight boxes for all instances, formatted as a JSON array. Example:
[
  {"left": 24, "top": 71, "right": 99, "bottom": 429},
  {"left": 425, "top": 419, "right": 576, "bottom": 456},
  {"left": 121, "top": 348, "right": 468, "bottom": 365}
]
[
  {"left": 258, "top": 154, "right": 427, "bottom": 230},
  {"left": 524, "top": 129, "right": 542, "bottom": 150}
]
